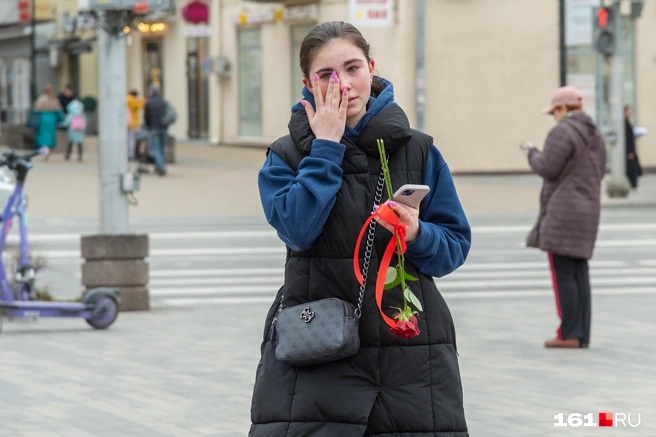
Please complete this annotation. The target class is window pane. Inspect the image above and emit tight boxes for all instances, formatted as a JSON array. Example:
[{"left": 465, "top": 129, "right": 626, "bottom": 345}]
[{"left": 238, "top": 29, "right": 262, "bottom": 137}]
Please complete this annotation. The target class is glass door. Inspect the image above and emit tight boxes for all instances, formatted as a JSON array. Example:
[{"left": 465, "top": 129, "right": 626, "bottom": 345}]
[{"left": 186, "top": 37, "right": 209, "bottom": 139}]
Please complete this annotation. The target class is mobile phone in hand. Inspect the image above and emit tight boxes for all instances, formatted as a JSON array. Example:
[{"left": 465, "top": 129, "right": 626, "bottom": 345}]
[
  {"left": 392, "top": 184, "right": 431, "bottom": 207},
  {"left": 519, "top": 142, "right": 530, "bottom": 151}
]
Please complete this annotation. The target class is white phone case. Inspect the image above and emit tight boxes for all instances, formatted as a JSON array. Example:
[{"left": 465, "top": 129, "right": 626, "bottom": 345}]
[{"left": 392, "top": 184, "right": 431, "bottom": 207}]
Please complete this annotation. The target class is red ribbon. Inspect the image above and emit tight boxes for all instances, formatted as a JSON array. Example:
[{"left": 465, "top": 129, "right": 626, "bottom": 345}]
[{"left": 353, "top": 204, "right": 407, "bottom": 330}]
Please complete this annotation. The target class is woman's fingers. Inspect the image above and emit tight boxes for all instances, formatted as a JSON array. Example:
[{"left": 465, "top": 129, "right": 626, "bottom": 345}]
[
  {"left": 312, "top": 74, "right": 323, "bottom": 107},
  {"left": 340, "top": 87, "right": 348, "bottom": 118},
  {"left": 300, "top": 100, "right": 315, "bottom": 123},
  {"left": 374, "top": 202, "right": 420, "bottom": 242},
  {"left": 330, "top": 72, "right": 340, "bottom": 111}
]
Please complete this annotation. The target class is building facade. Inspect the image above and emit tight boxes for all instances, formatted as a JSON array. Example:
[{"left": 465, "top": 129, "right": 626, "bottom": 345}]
[{"left": 23, "top": 0, "right": 656, "bottom": 173}]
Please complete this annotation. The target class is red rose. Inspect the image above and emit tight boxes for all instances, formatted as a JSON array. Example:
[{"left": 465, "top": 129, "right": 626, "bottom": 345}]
[{"left": 391, "top": 315, "right": 420, "bottom": 338}]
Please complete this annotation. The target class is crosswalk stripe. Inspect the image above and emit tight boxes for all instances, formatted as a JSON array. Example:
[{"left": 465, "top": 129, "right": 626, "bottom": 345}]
[
  {"left": 3, "top": 242, "right": 653, "bottom": 260},
  {"left": 5, "top": 225, "right": 655, "bottom": 244},
  {"left": 156, "top": 286, "right": 656, "bottom": 307},
  {"left": 149, "top": 275, "right": 656, "bottom": 297},
  {"left": 437, "top": 276, "right": 656, "bottom": 289},
  {"left": 456, "top": 260, "right": 628, "bottom": 270},
  {"left": 110, "top": 266, "right": 656, "bottom": 286},
  {"left": 151, "top": 286, "right": 275, "bottom": 297}
]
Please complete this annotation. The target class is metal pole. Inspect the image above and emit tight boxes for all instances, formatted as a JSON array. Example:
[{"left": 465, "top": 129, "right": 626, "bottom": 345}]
[
  {"left": 605, "top": 3, "right": 629, "bottom": 198},
  {"left": 415, "top": 0, "right": 425, "bottom": 132},
  {"left": 30, "top": 0, "right": 36, "bottom": 102},
  {"left": 559, "top": 0, "right": 566, "bottom": 86},
  {"left": 97, "top": 11, "right": 129, "bottom": 233}
]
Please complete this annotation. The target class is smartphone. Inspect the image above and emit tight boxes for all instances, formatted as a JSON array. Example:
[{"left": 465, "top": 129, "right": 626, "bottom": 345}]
[
  {"left": 392, "top": 184, "right": 431, "bottom": 207},
  {"left": 519, "top": 142, "right": 530, "bottom": 151}
]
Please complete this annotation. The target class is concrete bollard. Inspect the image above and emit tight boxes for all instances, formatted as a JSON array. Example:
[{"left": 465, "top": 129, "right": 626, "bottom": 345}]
[{"left": 81, "top": 234, "right": 149, "bottom": 311}]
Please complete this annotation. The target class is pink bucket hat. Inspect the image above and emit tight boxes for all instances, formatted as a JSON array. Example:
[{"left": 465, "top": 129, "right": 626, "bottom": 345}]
[{"left": 542, "top": 86, "right": 583, "bottom": 115}]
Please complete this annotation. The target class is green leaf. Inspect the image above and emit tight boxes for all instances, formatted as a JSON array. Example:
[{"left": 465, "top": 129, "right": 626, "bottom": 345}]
[
  {"left": 404, "top": 287, "right": 423, "bottom": 312},
  {"left": 384, "top": 267, "right": 397, "bottom": 285},
  {"left": 384, "top": 268, "right": 403, "bottom": 290},
  {"left": 403, "top": 271, "right": 419, "bottom": 282}
]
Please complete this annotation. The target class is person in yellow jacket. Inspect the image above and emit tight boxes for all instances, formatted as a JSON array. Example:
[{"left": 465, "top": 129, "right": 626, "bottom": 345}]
[{"left": 127, "top": 90, "right": 146, "bottom": 160}]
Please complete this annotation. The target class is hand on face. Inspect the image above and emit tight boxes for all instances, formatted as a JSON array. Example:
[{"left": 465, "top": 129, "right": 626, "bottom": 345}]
[
  {"left": 374, "top": 201, "right": 420, "bottom": 243},
  {"left": 300, "top": 72, "right": 349, "bottom": 143}
]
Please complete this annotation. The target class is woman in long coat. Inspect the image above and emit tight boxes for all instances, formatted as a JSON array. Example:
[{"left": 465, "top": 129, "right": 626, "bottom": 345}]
[
  {"left": 33, "top": 84, "right": 63, "bottom": 159},
  {"left": 523, "top": 86, "right": 607, "bottom": 349}
]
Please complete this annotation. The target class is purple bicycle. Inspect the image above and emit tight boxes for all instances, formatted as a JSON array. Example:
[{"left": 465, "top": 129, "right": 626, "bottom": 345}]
[{"left": 0, "top": 149, "right": 119, "bottom": 333}]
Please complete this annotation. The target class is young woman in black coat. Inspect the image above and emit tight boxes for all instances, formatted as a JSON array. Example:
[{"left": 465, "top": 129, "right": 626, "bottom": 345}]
[{"left": 250, "top": 21, "right": 472, "bottom": 437}]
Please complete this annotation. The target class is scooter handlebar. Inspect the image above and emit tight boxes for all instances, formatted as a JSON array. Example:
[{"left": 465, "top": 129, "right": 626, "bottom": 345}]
[{"left": 0, "top": 148, "right": 46, "bottom": 169}]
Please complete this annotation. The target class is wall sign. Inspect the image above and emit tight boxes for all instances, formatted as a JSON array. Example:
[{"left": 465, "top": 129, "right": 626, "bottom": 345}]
[{"left": 182, "top": 0, "right": 209, "bottom": 25}]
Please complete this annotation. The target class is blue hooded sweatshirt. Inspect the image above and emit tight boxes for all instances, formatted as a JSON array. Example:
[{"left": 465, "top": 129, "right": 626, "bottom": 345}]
[{"left": 258, "top": 78, "right": 471, "bottom": 278}]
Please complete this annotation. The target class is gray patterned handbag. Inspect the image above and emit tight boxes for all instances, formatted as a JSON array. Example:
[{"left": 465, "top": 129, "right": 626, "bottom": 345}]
[{"left": 272, "top": 170, "right": 385, "bottom": 367}]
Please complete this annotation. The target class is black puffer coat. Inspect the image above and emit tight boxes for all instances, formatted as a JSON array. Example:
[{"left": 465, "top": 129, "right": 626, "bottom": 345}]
[{"left": 250, "top": 105, "right": 469, "bottom": 437}]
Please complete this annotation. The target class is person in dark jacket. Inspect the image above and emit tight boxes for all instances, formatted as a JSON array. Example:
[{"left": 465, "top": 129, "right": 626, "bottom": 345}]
[
  {"left": 624, "top": 105, "right": 642, "bottom": 189},
  {"left": 57, "top": 84, "right": 74, "bottom": 115},
  {"left": 522, "top": 86, "right": 606, "bottom": 349},
  {"left": 250, "top": 21, "right": 472, "bottom": 437},
  {"left": 143, "top": 85, "right": 168, "bottom": 176}
]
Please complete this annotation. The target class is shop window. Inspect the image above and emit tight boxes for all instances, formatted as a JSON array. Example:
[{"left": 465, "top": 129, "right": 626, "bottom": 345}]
[
  {"left": 290, "top": 24, "right": 315, "bottom": 105},
  {"left": 187, "top": 37, "right": 210, "bottom": 139},
  {"left": 238, "top": 28, "right": 262, "bottom": 137}
]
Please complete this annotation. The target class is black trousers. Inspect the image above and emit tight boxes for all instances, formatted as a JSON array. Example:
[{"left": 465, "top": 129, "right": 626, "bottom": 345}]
[
  {"left": 65, "top": 142, "right": 83, "bottom": 160},
  {"left": 548, "top": 253, "right": 591, "bottom": 345}
]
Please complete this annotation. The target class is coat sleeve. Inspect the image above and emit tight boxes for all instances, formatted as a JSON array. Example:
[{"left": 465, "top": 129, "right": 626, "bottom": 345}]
[
  {"left": 404, "top": 146, "right": 471, "bottom": 278},
  {"left": 61, "top": 112, "right": 72, "bottom": 127},
  {"left": 258, "top": 139, "right": 346, "bottom": 251},
  {"left": 528, "top": 125, "right": 574, "bottom": 181}
]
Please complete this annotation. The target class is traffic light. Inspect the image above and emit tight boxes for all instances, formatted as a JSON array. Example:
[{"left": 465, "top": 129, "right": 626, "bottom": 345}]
[{"left": 593, "top": 6, "right": 615, "bottom": 57}]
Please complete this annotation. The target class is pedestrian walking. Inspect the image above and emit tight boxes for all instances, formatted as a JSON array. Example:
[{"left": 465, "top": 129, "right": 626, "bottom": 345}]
[
  {"left": 143, "top": 85, "right": 174, "bottom": 176},
  {"left": 250, "top": 21, "right": 471, "bottom": 436},
  {"left": 32, "top": 84, "right": 63, "bottom": 160},
  {"left": 522, "top": 86, "right": 606, "bottom": 349},
  {"left": 624, "top": 105, "right": 642, "bottom": 189},
  {"left": 60, "top": 93, "right": 87, "bottom": 162},
  {"left": 127, "top": 89, "right": 146, "bottom": 161}
]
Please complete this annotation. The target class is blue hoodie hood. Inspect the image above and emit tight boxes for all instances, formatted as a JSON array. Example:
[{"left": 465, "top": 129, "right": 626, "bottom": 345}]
[{"left": 291, "top": 77, "right": 397, "bottom": 142}]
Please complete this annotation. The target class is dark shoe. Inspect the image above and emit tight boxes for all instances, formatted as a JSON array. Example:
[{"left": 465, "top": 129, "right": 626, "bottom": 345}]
[
  {"left": 155, "top": 168, "right": 167, "bottom": 176},
  {"left": 137, "top": 165, "right": 150, "bottom": 174},
  {"left": 544, "top": 338, "right": 580, "bottom": 348}
]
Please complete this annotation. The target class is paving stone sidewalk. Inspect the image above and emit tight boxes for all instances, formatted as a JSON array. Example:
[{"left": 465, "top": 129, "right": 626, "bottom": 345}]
[{"left": 1, "top": 291, "right": 654, "bottom": 437}]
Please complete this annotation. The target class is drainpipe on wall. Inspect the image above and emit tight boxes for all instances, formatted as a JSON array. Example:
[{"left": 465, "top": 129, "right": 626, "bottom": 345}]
[
  {"left": 559, "top": 0, "right": 566, "bottom": 86},
  {"left": 416, "top": 0, "right": 425, "bottom": 132}
]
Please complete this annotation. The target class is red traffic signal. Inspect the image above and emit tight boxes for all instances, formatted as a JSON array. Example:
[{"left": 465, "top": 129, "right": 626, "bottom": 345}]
[{"left": 597, "top": 8, "right": 609, "bottom": 27}]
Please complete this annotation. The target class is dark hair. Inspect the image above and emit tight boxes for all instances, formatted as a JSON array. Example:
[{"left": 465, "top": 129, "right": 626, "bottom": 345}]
[
  {"left": 129, "top": 89, "right": 139, "bottom": 97},
  {"left": 299, "top": 21, "right": 384, "bottom": 97},
  {"left": 565, "top": 104, "right": 582, "bottom": 112}
]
